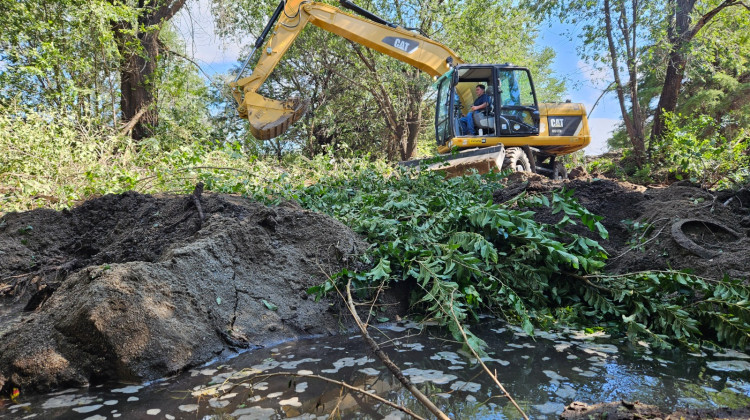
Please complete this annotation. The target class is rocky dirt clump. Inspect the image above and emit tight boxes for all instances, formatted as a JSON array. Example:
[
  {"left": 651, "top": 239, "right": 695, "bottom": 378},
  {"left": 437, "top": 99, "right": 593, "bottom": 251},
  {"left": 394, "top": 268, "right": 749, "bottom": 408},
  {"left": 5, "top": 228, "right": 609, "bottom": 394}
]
[{"left": 0, "top": 190, "right": 367, "bottom": 392}]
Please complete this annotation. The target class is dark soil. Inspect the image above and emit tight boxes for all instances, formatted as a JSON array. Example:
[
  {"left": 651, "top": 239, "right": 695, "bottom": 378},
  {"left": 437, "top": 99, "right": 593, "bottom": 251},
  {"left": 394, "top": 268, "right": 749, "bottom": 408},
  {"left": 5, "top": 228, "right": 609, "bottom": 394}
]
[
  {"left": 0, "top": 189, "right": 392, "bottom": 393},
  {"left": 494, "top": 170, "right": 750, "bottom": 282}
]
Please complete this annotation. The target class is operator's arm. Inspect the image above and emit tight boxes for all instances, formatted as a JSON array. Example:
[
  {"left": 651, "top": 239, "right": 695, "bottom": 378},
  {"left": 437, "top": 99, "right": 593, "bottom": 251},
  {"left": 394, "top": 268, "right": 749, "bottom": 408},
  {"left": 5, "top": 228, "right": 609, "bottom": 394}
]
[
  {"left": 471, "top": 102, "right": 488, "bottom": 112},
  {"left": 470, "top": 94, "right": 489, "bottom": 112}
]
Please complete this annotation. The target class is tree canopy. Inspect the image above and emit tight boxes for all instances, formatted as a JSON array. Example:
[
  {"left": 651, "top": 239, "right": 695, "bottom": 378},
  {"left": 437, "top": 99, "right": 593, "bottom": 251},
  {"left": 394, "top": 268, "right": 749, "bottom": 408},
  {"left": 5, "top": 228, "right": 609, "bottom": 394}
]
[{"left": 0, "top": 0, "right": 747, "bottom": 172}]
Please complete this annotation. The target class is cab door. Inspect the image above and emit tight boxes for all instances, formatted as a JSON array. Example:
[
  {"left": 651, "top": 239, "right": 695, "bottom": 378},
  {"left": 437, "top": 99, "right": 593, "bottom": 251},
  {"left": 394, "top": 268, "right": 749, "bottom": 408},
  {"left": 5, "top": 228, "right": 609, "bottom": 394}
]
[{"left": 434, "top": 73, "right": 455, "bottom": 146}]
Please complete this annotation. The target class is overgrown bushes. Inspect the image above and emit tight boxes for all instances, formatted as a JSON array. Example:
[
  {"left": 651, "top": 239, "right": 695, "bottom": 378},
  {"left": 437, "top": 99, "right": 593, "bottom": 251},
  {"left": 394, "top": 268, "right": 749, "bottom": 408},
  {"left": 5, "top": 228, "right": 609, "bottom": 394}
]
[
  {"left": 654, "top": 113, "right": 750, "bottom": 188},
  {"left": 588, "top": 113, "right": 749, "bottom": 188}
]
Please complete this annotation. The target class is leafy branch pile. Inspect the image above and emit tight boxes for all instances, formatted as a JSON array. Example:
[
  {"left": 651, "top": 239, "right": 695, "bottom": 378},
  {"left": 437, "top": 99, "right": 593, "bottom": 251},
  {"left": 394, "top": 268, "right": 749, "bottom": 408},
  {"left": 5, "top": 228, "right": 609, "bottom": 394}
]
[
  {"left": 240, "top": 163, "right": 750, "bottom": 350},
  {"left": 593, "top": 271, "right": 750, "bottom": 349}
]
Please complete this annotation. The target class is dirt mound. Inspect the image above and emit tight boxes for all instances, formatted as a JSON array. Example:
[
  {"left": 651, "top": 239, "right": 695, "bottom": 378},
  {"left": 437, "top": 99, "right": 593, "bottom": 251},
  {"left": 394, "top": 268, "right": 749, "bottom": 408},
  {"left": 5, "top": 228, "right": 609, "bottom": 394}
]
[
  {"left": 0, "top": 190, "right": 368, "bottom": 392},
  {"left": 494, "top": 174, "right": 750, "bottom": 281}
]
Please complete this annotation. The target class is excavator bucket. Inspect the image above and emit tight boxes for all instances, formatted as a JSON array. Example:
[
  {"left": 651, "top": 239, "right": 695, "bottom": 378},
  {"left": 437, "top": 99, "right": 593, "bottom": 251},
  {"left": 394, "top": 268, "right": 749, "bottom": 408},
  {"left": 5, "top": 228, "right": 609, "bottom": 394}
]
[
  {"left": 238, "top": 91, "right": 309, "bottom": 140},
  {"left": 400, "top": 145, "right": 507, "bottom": 178}
]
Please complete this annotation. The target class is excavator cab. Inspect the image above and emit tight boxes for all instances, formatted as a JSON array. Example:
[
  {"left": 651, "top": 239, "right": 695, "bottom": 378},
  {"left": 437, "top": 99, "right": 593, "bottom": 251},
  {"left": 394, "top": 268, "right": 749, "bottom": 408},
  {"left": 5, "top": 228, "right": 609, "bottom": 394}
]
[{"left": 435, "top": 64, "right": 540, "bottom": 147}]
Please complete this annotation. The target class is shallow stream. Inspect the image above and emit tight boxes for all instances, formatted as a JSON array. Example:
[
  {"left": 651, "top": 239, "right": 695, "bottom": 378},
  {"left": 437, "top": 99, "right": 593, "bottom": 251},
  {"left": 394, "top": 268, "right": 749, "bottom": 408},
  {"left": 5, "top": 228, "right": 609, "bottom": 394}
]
[{"left": 2, "top": 317, "right": 750, "bottom": 419}]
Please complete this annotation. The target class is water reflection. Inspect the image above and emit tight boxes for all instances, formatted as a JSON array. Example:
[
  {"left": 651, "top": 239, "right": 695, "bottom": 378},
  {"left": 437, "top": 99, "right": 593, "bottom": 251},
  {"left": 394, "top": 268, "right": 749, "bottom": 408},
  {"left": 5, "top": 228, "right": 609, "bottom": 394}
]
[{"left": 1, "top": 318, "right": 749, "bottom": 419}]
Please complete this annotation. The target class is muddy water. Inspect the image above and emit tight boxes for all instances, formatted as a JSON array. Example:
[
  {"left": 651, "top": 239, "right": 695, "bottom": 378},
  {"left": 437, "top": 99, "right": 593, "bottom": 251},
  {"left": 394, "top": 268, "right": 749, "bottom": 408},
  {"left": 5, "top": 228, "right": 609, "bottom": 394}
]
[{"left": 2, "top": 317, "right": 750, "bottom": 419}]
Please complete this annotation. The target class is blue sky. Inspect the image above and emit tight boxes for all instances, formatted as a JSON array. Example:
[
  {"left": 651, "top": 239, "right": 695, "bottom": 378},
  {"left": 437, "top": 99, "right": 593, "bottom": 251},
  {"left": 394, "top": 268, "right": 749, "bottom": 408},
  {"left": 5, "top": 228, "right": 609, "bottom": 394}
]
[
  {"left": 173, "top": 0, "right": 619, "bottom": 155},
  {"left": 537, "top": 21, "right": 621, "bottom": 155}
]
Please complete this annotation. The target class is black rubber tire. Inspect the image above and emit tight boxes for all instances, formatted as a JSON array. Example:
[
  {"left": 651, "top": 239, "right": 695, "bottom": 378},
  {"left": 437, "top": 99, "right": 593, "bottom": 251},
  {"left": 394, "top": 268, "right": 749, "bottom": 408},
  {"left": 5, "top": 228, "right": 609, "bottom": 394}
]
[
  {"left": 671, "top": 219, "right": 741, "bottom": 259},
  {"left": 553, "top": 161, "right": 568, "bottom": 180},
  {"left": 503, "top": 147, "right": 532, "bottom": 173}
]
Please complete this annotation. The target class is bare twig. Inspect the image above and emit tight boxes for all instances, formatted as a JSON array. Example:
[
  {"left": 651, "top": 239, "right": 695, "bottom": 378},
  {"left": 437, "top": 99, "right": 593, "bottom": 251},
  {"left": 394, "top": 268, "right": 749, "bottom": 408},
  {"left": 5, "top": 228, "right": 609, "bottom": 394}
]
[
  {"left": 119, "top": 107, "right": 149, "bottom": 137},
  {"left": 610, "top": 219, "right": 669, "bottom": 261},
  {"left": 343, "top": 279, "right": 451, "bottom": 420},
  {"left": 329, "top": 386, "right": 345, "bottom": 419},
  {"left": 192, "top": 182, "right": 205, "bottom": 226},
  {"left": 564, "top": 271, "right": 614, "bottom": 294},
  {"left": 589, "top": 82, "right": 616, "bottom": 117},
  {"left": 0, "top": 273, "right": 32, "bottom": 282}
]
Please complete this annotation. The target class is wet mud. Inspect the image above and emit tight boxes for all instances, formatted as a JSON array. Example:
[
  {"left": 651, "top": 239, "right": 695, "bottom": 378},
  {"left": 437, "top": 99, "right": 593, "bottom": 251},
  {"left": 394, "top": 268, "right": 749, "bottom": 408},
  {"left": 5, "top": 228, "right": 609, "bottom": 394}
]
[{"left": 0, "top": 190, "right": 375, "bottom": 393}]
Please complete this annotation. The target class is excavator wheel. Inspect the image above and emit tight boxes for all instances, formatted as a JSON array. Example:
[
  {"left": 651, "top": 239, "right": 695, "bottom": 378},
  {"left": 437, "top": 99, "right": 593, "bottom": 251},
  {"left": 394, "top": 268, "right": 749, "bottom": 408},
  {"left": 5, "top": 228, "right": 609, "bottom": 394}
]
[{"left": 503, "top": 147, "right": 532, "bottom": 173}]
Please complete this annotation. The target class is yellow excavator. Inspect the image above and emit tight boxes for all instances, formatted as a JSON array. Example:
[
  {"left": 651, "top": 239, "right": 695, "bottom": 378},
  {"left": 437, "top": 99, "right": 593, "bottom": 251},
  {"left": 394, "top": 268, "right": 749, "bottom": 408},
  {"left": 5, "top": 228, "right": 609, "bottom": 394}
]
[{"left": 230, "top": 0, "right": 590, "bottom": 178}]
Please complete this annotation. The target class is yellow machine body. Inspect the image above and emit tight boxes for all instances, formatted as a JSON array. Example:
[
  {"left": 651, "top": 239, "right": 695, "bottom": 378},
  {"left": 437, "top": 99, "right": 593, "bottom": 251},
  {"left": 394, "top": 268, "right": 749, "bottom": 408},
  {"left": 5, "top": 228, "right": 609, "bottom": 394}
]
[{"left": 437, "top": 102, "right": 591, "bottom": 156}]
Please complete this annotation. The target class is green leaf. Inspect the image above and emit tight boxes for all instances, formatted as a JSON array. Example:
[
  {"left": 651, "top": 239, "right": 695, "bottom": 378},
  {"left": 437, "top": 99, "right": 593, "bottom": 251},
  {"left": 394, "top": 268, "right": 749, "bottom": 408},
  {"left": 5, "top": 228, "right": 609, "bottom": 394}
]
[{"left": 262, "top": 299, "right": 278, "bottom": 311}]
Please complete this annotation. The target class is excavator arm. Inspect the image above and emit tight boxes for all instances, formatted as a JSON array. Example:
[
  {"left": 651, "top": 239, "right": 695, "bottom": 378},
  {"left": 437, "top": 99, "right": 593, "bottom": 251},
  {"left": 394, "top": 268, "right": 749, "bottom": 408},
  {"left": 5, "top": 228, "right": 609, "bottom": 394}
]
[{"left": 230, "top": 0, "right": 462, "bottom": 140}]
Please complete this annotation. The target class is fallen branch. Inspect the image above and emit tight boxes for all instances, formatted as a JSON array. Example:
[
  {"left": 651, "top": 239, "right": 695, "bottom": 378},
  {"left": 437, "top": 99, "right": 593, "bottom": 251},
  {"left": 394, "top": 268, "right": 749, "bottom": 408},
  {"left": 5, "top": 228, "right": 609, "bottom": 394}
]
[
  {"left": 343, "top": 279, "right": 451, "bottom": 420},
  {"left": 446, "top": 294, "right": 530, "bottom": 420},
  {"left": 244, "top": 372, "right": 427, "bottom": 420},
  {"left": 119, "top": 107, "right": 149, "bottom": 137}
]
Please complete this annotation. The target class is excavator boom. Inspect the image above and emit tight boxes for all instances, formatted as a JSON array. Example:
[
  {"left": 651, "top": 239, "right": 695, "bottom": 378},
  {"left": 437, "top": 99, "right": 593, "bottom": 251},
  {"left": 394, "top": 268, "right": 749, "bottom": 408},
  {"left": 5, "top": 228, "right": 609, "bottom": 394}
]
[{"left": 231, "top": 0, "right": 462, "bottom": 140}]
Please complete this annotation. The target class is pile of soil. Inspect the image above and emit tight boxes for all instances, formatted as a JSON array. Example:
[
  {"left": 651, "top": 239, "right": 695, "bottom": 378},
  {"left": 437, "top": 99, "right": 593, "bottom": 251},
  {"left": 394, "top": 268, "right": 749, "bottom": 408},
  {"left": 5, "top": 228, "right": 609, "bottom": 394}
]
[
  {"left": 0, "top": 189, "right": 376, "bottom": 392},
  {"left": 494, "top": 171, "right": 750, "bottom": 281}
]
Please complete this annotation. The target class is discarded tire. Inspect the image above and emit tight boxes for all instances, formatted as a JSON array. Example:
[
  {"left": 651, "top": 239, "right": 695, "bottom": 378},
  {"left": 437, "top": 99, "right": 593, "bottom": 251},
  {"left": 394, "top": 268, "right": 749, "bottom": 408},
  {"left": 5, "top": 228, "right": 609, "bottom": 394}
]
[{"left": 671, "top": 219, "right": 741, "bottom": 259}]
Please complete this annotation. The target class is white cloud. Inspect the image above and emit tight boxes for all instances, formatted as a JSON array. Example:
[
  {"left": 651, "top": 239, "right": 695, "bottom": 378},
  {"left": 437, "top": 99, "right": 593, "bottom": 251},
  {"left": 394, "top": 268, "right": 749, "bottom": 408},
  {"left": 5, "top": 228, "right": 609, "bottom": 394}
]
[
  {"left": 172, "top": 0, "right": 241, "bottom": 65},
  {"left": 586, "top": 117, "right": 620, "bottom": 155}
]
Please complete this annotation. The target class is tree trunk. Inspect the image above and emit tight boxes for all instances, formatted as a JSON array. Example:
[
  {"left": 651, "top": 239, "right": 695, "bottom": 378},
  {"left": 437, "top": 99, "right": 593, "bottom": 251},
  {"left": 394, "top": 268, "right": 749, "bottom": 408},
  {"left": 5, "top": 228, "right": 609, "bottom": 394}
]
[
  {"left": 400, "top": 77, "right": 423, "bottom": 161},
  {"left": 111, "top": 0, "right": 187, "bottom": 140},
  {"left": 651, "top": 0, "right": 745, "bottom": 141},
  {"left": 118, "top": 31, "right": 160, "bottom": 140},
  {"left": 650, "top": 48, "right": 687, "bottom": 143},
  {"left": 604, "top": 0, "right": 646, "bottom": 162}
]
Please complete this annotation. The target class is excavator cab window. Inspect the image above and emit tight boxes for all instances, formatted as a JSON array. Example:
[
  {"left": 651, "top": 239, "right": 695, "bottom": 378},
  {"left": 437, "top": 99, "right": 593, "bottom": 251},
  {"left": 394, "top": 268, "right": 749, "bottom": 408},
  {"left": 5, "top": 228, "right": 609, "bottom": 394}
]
[
  {"left": 453, "top": 66, "right": 494, "bottom": 136},
  {"left": 496, "top": 68, "right": 540, "bottom": 135}
]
